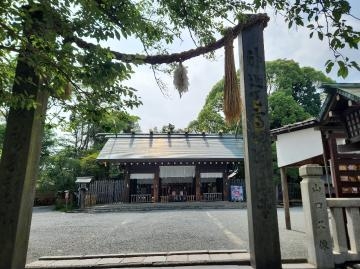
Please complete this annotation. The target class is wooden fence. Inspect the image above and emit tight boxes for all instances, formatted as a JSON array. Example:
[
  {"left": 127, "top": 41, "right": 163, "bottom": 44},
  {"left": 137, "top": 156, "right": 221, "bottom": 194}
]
[
  {"left": 130, "top": 194, "right": 151, "bottom": 203},
  {"left": 88, "top": 180, "right": 124, "bottom": 204}
]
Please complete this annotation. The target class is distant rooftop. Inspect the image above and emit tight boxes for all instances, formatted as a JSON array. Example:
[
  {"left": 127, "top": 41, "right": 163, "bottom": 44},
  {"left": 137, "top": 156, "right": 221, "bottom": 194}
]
[
  {"left": 270, "top": 118, "right": 318, "bottom": 137},
  {"left": 321, "top": 83, "right": 360, "bottom": 102},
  {"left": 97, "top": 133, "right": 244, "bottom": 162}
]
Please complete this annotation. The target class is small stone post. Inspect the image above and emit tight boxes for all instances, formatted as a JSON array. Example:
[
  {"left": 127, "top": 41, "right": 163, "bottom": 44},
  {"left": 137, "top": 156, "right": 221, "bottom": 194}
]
[
  {"left": 79, "top": 187, "right": 86, "bottom": 209},
  {"left": 299, "top": 164, "right": 334, "bottom": 269}
]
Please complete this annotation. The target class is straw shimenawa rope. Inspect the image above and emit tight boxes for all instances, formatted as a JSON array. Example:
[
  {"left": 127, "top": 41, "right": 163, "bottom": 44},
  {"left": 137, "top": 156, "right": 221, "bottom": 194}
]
[
  {"left": 66, "top": 14, "right": 269, "bottom": 107},
  {"left": 69, "top": 14, "right": 269, "bottom": 65},
  {"left": 223, "top": 28, "right": 241, "bottom": 124}
]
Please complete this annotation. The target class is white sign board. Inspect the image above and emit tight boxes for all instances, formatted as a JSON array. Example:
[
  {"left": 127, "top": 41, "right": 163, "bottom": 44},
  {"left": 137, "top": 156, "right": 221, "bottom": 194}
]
[{"left": 276, "top": 127, "right": 323, "bottom": 167}]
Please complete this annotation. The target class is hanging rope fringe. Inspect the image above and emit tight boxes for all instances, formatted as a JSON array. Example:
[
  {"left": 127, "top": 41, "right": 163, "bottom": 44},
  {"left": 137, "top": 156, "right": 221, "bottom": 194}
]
[
  {"left": 223, "top": 28, "right": 241, "bottom": 124},
  {"left": 173, "top": 61, "right": 189, "bottom": 97}
]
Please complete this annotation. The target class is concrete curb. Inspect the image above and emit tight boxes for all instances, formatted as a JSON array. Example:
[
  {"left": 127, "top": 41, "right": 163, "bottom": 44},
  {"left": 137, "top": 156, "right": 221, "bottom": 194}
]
[
  {"left": 38, "top": 249, "right": 248, "bottom": 260},
  {"left": 26, "top": 250, "right": 312, "bottom": 269}
]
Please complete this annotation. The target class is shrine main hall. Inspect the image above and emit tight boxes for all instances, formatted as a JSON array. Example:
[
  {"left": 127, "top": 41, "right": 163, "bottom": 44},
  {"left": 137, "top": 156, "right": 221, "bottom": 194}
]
[{"left": 97, "top": 133, "right": 244, "bottom": 203}]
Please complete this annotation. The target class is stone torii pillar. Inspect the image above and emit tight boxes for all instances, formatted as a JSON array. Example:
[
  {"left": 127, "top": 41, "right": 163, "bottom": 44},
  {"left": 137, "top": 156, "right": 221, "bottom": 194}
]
[{"left": 238, "top": 23, "right": 282, "bottom": 268}]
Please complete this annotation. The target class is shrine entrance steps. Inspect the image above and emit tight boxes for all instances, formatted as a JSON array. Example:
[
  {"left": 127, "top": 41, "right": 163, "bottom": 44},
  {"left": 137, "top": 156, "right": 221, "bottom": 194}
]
[{"left": 73, "top": 201, "right": 246, "bottom": 213}]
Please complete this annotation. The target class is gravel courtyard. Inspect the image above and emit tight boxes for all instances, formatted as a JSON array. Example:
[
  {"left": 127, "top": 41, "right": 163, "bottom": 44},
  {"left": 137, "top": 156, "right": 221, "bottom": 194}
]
[{"left": 27, "top": 207, "right": 307, "bottom": 263}]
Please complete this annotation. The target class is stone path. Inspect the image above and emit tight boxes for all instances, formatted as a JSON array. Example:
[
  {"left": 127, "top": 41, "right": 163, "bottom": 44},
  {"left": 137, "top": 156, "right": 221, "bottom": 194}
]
[{"left": 26, "top": 250, "right": 314, "bottom": 269}]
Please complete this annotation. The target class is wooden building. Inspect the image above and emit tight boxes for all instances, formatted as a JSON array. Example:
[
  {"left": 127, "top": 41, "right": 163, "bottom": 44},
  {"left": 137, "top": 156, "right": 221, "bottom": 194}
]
[
  {"left": 319, "top": 83, "right": 360, "bottom": 197},
  {"left": 272, "top": 83, "right": 360, "bottom": 199},
  {"left": 97, "top": 133, "right": 244, "bottom": 203},
  {"left": 271, "top": 83, "right": 359, "bottom": 230}
]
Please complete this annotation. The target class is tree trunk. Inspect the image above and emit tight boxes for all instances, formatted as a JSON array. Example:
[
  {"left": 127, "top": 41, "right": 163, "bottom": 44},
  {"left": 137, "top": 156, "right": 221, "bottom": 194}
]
[{"left": 0, "top": 6, "right": 50, "bottom": 268}]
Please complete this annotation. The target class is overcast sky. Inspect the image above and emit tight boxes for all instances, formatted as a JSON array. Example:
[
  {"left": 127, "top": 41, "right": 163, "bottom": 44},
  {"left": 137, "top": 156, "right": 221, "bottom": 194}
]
[{"left": 113, "top": 3, "right": 360, "bottom": 132}]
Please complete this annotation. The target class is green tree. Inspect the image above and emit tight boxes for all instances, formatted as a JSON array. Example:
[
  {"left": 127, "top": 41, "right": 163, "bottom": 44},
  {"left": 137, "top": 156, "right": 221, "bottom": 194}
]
[
  {"left": 268, "top": 91, "right": 311, "bottom": 129},
  {"left": 37, "top": 110, "right": 139, "bottom": 192},
  {"left": 0, "top": 1, "right": 358, "bottom": 112},
  {"left": 253, "top": 0, "right": 360, "bottom": 77},
  {"left": 189, "top": 59, "right": 332, "bottom": 132},
  {"left": 266, "top": 59, "right": 334, "bottom": 117},
  {"left": 68, "top": 109, "right": 140, "bottom": 154},
  {"left": 37, "top": 146, "right": 81, "bottom": 192},
  {"left": 188, "top": 79, "right": 238, "bottom": 133}
]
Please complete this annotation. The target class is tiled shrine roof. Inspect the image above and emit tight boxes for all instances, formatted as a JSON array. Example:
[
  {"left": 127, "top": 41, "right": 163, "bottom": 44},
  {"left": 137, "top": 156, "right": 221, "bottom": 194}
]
[{"left": 97, "top": 134, "right": 244, "bottom": 163}]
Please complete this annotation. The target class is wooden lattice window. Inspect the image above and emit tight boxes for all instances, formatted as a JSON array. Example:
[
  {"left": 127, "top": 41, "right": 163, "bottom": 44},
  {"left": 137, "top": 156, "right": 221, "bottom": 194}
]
[{"left": 345, "top": 109, "right": 360, "bottom": 142}]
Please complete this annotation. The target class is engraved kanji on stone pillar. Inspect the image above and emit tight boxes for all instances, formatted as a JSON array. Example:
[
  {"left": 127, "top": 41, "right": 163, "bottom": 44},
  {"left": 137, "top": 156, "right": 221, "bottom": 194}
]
[
  {"left": 238, "top": 22, "right": 281, "bottom": 269},
  {"left": 300, "top": 164, "right": 334, "bottom": 268}
]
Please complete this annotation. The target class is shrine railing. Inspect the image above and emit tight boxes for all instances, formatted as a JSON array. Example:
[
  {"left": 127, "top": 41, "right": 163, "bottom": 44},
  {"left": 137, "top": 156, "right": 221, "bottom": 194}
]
[
  {"left": 203, "top": 193, "right": 222, "bottom": 201},
  {"left": 160, "top": 195, "right": 196, "bottom": 202},
  {"left": 130, "top": 194, "right": 151, "bottom": 203},
  {"left": 160, "top": 195, "right": 169, "bottom": 203},
  {"left": 300, "top": 164, "right": 360, "bottom": 268},
  {"left": 327, "top": 198, "right": 360, "bottom": 264}
]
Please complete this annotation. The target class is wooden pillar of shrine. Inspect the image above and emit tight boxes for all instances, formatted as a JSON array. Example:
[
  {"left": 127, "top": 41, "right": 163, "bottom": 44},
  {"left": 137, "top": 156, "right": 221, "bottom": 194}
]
[
  {"left": 280, "top": 167, "right": 291, "bottom": 230},
  {"left": 223, "top": 168, "right": 229, "bottom": 201},
  {"left": 153, "top": 166, "right": 160, "bottom": 202},
  {"left": 195, "top": 166, "right": 201, "bottom": 201},
  {"left": 124, "top": 168, "right": 130, "bottom": 203}
]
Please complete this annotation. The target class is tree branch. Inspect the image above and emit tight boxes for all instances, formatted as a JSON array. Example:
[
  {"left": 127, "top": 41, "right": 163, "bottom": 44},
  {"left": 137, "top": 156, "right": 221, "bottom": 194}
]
[
  {"left": 68, "top": 14, "right": 269, "bottom": 65},
  {"left": 0, "top": 45, "right": 20, "bottom": 52}
]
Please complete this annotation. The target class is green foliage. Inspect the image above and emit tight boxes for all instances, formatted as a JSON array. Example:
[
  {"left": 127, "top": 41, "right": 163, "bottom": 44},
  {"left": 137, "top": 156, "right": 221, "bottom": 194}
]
[
  {"left": 79, "top": 151, "right": 105, "bottom": 179},
  {"left": 188, "top": 79, "right": 238, "bottom": 133},
  {"left": 0, "top": 122, "right": 56, "bottom": 167},
  {"left": 0, "top": 57, "right": 15, "bottom": 118},
  {"left": 0, "top": 0, "right": 252, "bottom": 113},
  {"left": 55, "top": 199, "right": 76, "bottom": 212},
  {"left": 37, "top": 147, "right": 81, "bottom": 192},
  {"left": 37, "top": 110, "right": 137, "bottom": 192},
  {"left": 266, "top": 59, "right": 334, "bottom": 117},
  {"left": 254, "top": 0, "right": 360, "bottom": 77},
  {"left": 189, "top": 59, "right": 332, "bottom": 132},
  {"left": 0, "top": 1, "right": 357, "bottom": 115},
  {"left": 37, "top": 146, "right": 108, "bottom": 192},
  {"left": 67, "top": 109, "right": 140, "bottom": 153},
  {"left": 268, "top": 91, "right": 311, "bottom": 129},
  {"left": 0, "top": 0, "right": 357, "bottom": 193},
  {"left": 0, "top": 123, "right": 5, "bottom": 148}
]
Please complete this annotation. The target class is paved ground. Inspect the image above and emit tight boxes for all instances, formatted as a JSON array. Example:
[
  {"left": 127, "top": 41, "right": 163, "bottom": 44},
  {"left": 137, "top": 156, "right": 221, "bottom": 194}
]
[{"left": 27, "top": 206, "right": 307, "bottom": 264}]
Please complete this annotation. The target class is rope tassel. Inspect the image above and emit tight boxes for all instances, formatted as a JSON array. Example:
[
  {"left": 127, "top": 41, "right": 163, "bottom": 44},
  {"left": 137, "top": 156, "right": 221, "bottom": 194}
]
[
  {"left": 173, "top": 62, "right": 189, "bottom": 98},
  {"left": 223, "top": 28, "right": 241, "bottom": 124}
]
